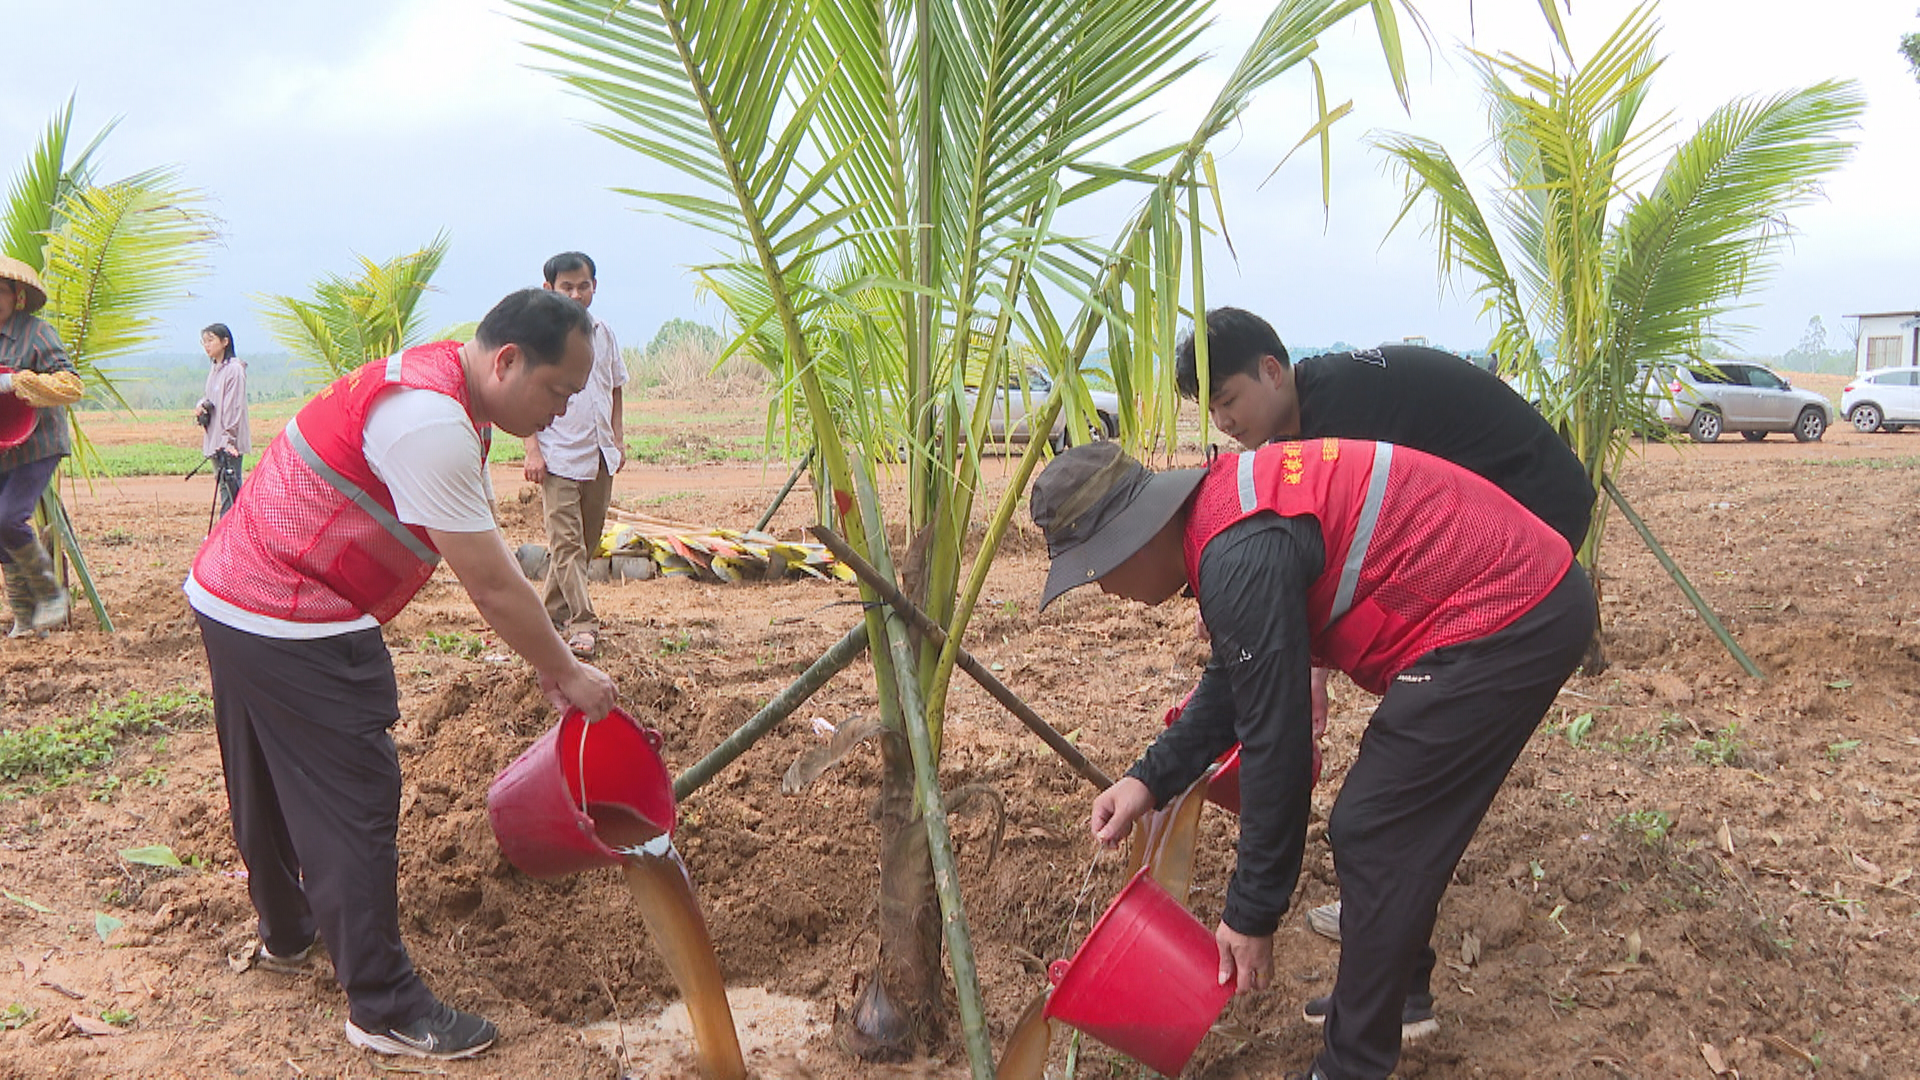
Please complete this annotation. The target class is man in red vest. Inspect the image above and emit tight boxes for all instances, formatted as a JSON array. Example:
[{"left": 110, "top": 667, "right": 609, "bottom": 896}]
[
  {"left": 1032, "top": 439, "right": 1593, "bottom": 1080},
  {"left": 187, "top": 289, "right": 618, "bottom": 1061}
]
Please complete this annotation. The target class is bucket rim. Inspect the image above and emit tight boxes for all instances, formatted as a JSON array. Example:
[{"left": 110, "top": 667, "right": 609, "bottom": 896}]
[{"left": 1046, "top": 865, "right": 1164, "bottom": 1000}]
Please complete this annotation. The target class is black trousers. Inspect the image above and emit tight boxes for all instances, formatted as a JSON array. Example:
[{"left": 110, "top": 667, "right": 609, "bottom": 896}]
[
  {"left": 196, "top": 614, "right": 437, "bottom": 1032},
  {"left": 212, "top": 449, "right": 243, "bottom": 520},
  {"left": 1317, "top": 565, "right": 1595, "bottom": 1080}
]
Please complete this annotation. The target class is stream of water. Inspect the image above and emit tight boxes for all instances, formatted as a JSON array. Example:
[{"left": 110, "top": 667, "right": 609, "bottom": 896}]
[{"left": 589, "top": 802, "right": 748, "bottom": 1080}]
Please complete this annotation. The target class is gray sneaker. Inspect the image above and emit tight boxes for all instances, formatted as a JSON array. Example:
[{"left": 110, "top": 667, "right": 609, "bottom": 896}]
[
  {"left": 347, "top": 1002, "right": 497, "bottom": 1060},
  {"left": 1303, "top": 993, "right": 1439, "bottom": 1042},
  {"left": 1306, "top": 899, "right": 1342, "bottom": 941}
]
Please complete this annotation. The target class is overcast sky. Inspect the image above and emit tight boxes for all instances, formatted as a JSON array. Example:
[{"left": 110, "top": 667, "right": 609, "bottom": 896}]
[{"left": 5, "top": 0, "right": 1915, "bottom": 364}]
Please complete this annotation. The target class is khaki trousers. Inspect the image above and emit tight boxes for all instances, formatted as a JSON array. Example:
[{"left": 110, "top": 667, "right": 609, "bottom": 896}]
[{"left": 540, "top": 461, "right": 614, "bottom": 635}]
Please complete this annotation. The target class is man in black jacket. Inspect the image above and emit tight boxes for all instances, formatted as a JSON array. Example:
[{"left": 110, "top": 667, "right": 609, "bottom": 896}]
[{"left": 1169, "top": 306, "right": 1595, "bottom": 1036}]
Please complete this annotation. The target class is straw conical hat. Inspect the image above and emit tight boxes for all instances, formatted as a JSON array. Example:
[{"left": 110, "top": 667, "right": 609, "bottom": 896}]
[{"left": 0, "top": 257, "right": 48, "bottom": 315}]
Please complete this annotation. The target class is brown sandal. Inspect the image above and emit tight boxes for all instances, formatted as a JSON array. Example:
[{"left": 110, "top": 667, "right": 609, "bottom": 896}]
[{"left": 566, "top": 630, "right": 597, "bottom": 659}]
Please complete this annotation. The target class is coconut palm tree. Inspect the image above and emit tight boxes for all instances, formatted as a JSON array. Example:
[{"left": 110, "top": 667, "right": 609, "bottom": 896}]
[
  {"left": 4, "top": 97, "right": 218, "bottom": 453},
  {"left": 515, "top": 0, "right": 1431, "bottom": 1069},
  {"left": 1373, "top": 3, "right": 1861, "bottom": 598},
  {"left": 257, "top": 231, "right": 451, "bottom": 385},
  {"left": 3, "top": 97, "right": 218, "bottom": 629}
]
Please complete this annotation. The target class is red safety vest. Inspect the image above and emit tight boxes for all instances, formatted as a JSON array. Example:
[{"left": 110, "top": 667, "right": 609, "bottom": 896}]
[
  {"left": 192, "top": 343, "right": 487, "bottom": 624},
  {"left": 1182, "top": 439, "right": 1570, "bottom": 694}
]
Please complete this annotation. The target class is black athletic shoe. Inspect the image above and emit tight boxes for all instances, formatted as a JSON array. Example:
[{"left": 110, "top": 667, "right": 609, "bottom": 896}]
[
  {"left": 346, "top": 1002, "right": 498, "bottom": 1059},
  {"left": 1302, "top": 994, "right": 1440, "bottom": 1041}
]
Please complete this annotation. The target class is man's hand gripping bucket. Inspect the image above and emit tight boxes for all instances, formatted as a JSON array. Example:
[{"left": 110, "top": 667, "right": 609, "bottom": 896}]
[
  {"left": 486, "top": 706, "right": 676, "bottom": 879},
  {"left": 1043, "top": 866, "right": 1233, "bottom": 1077}
]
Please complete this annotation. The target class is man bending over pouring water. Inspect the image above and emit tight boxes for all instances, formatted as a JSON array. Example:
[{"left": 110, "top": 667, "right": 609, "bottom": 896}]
[
  {"left": 1169, "top": 305, "right": 1596, "bottom": 1034},
  {"left": 1031, "top": 439, "right": 1591, "bottom": 1080},
  {"left": 186, "top": 289, "right": 618, "bottom": 1061}
]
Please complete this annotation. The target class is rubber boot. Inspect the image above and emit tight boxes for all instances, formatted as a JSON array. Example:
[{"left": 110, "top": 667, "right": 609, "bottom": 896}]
[
  {"left": 2, "top": 561, "right": 39, "bottom": 639},
  {"left": 6, "top": 539, "right": 69, "bottom": 631}
]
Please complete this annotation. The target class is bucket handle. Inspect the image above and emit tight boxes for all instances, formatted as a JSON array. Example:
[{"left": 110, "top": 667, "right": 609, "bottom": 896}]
[{"left": 571, "top": 709, "right": 665, "bottom": 822}]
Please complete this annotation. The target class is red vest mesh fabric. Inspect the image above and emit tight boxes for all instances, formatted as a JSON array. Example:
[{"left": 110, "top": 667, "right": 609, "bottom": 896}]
[
  {"left": 1183, "top": 439, "right": 1571, "bottom": 694},
  {"left": 191, "top": 343, "right": 477, "bottom": 624}
]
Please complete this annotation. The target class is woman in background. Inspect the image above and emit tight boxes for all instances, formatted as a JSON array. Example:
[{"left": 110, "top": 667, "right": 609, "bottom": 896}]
[
  {"left": 0, "top": 257, "right": 84, "bottom": 637},
  {"left": 195, "top": 323, "right": 250, "bottom": 519}
]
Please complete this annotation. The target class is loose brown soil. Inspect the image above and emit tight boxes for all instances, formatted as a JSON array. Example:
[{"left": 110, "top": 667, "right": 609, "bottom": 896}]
[{"left": 5, "top": 396, "right": 1919, "bottom": 1080}]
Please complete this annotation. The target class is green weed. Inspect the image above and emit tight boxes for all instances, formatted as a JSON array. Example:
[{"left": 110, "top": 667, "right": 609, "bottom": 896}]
[
  {"left": 1564, "top": 712, "right": 1594, "bottom": 748},
  {"left": 658, "top": 631, "right": 693, "bottom": 655},
  {"left": 1, "top": 1002, "right": 35, "bottom": 1030},
  {"left": 1614, "top": 809, "right": 1673, "bottom": 846},
  {"left": 1826, "top": 739, "right": 1862, "bottom": 762},
  {"left": 98, "top": 1007, "right": 135, "bottom": 1027},
  {"left": 0, "top": 689, "right": 209, "bottom": 791},
  {"left": 422, "top": 629, "right": 484, "bottom": 658},
  {"left": 1690, "top": 723, "right": 1745, "bottom": 767}
]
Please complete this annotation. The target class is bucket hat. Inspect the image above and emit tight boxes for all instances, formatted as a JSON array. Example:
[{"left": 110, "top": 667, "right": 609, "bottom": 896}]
[
  {"left": 1031, "top": 442, "right": 1207, "bottom": 611},
  {"left": 0, "top": 257, "right": 48, "bottom": 315}
]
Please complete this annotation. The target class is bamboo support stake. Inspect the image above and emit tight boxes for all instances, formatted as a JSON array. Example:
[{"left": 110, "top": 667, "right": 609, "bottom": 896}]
[
  {"left": 811, "top": 526, "right": 1115, "bottom": 791},
  {"left": 1603, "top": 474, "right": 1763, "bottom": 680},
  {"left": 673, "top": 622, "right": 870, "bottom": 802},
  {"left": 754, "top": 447, "right": 814, "bottom": 533}
]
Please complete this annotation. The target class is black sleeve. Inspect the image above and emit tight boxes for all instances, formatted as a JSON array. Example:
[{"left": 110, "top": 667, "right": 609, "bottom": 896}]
[
  {"left": 1195, "top": 512, "right": 1323, "bottom": 936},
  {"left": 1125, "top": 654, "right": 1241, "bottom": 807}
]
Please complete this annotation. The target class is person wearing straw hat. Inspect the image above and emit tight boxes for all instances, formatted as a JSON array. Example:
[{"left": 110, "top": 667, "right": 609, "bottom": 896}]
[
  {"left": 1033, "top": 439, "right": 1594, "bottom": 1080},
  {"left": 186, "top": 288, "right": 618, "bottom": 1062},
  {"left": 0, "top": 256, "right": 85, "bottom": 639}
]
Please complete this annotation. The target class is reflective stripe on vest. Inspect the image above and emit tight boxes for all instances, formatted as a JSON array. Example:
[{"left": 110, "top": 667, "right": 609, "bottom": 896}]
[
  {"left": 1237, "top": 450, "right": 1258, "bottom": 512},
  {"left": 283, "top": 415, "right": 441, "bottom": 567},
  {"left": 1329, "top": 442, "right": 1393, "bottom": 624}
]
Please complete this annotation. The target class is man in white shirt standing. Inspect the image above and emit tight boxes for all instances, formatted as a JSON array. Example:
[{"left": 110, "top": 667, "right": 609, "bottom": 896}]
[{"left": 524, "top": 252, "right": 626, "bottom": 658}]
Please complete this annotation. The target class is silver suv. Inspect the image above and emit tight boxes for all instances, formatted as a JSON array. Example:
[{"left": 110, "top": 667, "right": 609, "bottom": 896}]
[
  {"left": 1655, "top": 361, "right": 1831, "bottom": 443},
  {"left": 963, "top": 367, "right": 1120, "bottom": 450}
]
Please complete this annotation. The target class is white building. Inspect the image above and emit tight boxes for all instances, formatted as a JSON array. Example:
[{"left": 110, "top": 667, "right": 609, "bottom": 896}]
[{"left": 1849, "top": 311, "right": 1920, "bottom": 374}]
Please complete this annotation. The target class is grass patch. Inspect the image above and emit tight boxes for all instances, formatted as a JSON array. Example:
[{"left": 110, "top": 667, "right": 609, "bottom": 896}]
[
  {"left": 0, "top": 689, "right": 210, "bottom": 794},
  {"left": 77, "top": 444, "right": 263, "bottom": 479},
  {"left": 1795, "top": 456, "right": 1920, "bottom": 471},
  {"left": 422, "top": 630, "right": 484, "bottom": 658},
  {"left": 628, "top": 432, "right": 762, "bottom": 465}
]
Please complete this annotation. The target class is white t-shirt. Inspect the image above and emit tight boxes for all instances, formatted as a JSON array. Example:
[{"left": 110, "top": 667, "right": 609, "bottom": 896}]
[
  {"left": 533, "top": 315, "right": 626, "bottom": 481},
  {"left": 186, "top": 388, "right": 495, "bottom": 638}
]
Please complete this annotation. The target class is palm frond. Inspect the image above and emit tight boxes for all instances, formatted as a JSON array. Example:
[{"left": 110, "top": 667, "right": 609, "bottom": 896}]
[
  {"left": 39, "top": 168, "right": 218, "bottom": 376},
  {"left": 257, "top": 232, "right": 451, "bottom": 385}
]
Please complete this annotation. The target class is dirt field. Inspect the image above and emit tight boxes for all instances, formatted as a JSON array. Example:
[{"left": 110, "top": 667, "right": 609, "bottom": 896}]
[{"left": 5, "top": 391, "right": 1919, "bottom": 1080}]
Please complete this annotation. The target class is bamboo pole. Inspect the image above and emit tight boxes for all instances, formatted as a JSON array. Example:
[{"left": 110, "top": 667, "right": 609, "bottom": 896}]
[
  {"left": 1603, "top": 474, "right": 1763, "bottom": 679},
  {"left": 672, "top": 622, "right": 870, "bottom": 802},
  {"left": 753, "top": 447, "right": 814, "bottom": 533},
  {"left": 811, "top": 526, "right": 1115, "bottom": 791},
  {"left": 40, "top": 486, "right": 110, "bottom": 632}
]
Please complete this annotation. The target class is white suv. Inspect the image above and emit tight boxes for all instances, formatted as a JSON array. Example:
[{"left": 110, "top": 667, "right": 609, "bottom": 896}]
[
  {"left": 1655, "top": 361, "right": 1831, "bottom": 443},
  {"left": 1841, "top": 366, "right": 1920, "bottom": 433}
]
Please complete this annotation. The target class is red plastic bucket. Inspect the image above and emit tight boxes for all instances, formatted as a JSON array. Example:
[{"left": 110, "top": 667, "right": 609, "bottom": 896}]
[
  {"left": 1160, "top": 697, "right": 1244, "bottom": 815},
  {"left": 1044, "top": 866, "right": 1232, "bottom": 1076},
  {"left": 485, "top": 706, "right": 676, "bottom": 879},
  {"left": 0, "top": 367, "right": 37, "bottom": 451}
]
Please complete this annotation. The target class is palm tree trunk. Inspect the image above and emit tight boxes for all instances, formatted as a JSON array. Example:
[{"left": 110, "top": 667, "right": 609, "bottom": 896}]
[{"left": 844, "top": 728, "right": 944, "bottom": 1060}]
